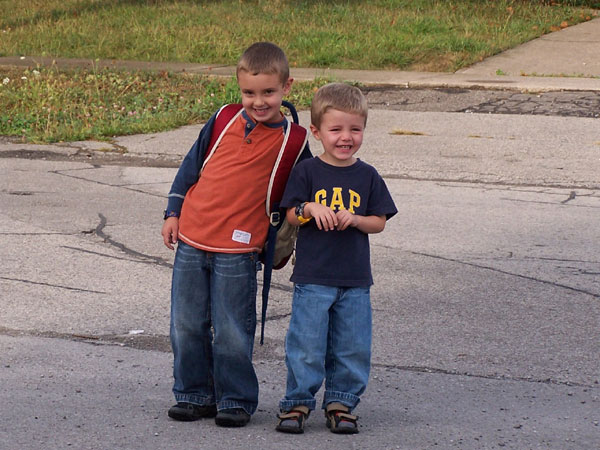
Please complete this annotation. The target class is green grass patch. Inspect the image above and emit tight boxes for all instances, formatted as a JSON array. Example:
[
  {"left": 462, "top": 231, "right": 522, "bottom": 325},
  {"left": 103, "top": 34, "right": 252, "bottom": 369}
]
[
  {"left": 1, "top": 0, "right": 597, "bottom": 72},
  {"left": 0, "top": 65, "right": 328, "bottom": 143}
]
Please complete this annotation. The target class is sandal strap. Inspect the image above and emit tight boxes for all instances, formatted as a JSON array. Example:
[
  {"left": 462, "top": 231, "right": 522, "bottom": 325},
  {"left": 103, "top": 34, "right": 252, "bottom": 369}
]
[
  {"left": 277, "top": 411, "right": 302, "bottom": 420},
  {"left": 325, "top": 403, "right": 358, "bottom": 423},
  {"left": 332, "top": 411, "right": 358, "bottom": 422},
  {"left": 278, "top": 405, "right": 310, "bottom": 420},
  {"left": 326, "top": 402, "right": 352, "bottom": 414}
]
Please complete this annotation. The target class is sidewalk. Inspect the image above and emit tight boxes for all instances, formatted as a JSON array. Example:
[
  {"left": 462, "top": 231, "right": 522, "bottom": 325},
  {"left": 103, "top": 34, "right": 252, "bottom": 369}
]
[{"left": 1, "top": 17, "right": 599, "bottom": 92}]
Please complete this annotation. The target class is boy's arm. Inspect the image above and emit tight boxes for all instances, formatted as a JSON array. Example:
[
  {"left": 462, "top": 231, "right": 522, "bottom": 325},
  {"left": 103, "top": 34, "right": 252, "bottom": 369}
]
[
  {"left": 286, "top": 202, "right": 338, "bottom": 231},
  {"left": 335, "top": 210, "right": 387, "bottom": 234},
  {"left": 164, "top": 112, "right": 218, "bottom": 217},
  {"left": 333, "top": 165, "right": 396, "bottom": 234},
  {"left": 161, "top": 112, "right": 218, "bottom": 250}
]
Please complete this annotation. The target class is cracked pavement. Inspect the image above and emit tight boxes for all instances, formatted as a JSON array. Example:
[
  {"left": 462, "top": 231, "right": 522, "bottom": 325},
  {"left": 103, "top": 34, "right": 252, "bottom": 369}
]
[
  {"left": 363, "top": 87, "right": 600, "bottom": 119},
  {"left": 1, "top": 96, "right": 599, "bottom": 449}
]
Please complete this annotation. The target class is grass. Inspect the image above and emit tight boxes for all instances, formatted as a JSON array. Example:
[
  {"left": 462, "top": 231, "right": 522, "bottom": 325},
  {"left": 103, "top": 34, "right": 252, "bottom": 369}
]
[
  {"left": 2, "top": 0, "right": 598, "bottom": 71},
  {"left": 0, "top": 0, "right": 598, "bottom": 143},
  {"left": 0, "top": 65, "right": 327, "bottom": 143}
]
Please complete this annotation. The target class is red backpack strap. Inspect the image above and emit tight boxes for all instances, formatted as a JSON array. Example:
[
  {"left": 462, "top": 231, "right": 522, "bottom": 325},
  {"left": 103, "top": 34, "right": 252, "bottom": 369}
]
[
  {"left": 266, "top": 122, "right": 309, "bottom": 216},
  {"left": 203, "top": 104, "right": 243, "bottom": 170}
]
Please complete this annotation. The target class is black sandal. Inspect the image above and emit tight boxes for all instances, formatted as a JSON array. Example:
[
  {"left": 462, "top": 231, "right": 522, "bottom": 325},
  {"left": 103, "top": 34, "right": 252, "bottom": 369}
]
[
  {"left": 324, "top": 402, "right": 359, "bottom": 434},
  {"left": 275, "top": 405, "right": 310, "bottom": 434}
]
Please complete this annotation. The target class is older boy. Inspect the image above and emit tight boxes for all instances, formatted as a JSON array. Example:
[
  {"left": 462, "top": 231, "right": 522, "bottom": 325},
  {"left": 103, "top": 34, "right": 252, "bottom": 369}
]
[
  {"left": 161, "top": 42, "right": 309, "bottom": 427},
  {"left": 275, "top": 83, "right": 397, "bottom": 434}
]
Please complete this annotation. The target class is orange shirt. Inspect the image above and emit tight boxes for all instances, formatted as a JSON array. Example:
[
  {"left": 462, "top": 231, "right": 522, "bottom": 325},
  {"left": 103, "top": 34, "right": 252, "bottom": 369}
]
[{"left": 178, "top": 115, "right": 284, "bottom": 253}]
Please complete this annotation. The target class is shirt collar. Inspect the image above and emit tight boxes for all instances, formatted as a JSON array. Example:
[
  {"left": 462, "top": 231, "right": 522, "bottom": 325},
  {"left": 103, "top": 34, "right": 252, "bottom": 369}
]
[{"left": 241, "top": 110, "right": 288, "bottom": 137}]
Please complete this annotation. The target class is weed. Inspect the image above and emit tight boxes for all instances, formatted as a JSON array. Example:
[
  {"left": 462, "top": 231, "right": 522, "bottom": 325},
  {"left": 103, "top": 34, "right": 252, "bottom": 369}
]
[{"left": 0, "top": 66, "right": 329, "bottom": 143}]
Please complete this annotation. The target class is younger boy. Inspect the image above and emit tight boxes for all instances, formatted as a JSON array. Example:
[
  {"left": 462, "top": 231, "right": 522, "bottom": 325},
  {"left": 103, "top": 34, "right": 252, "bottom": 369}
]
[
  {"left": 161, "top": 42, "right": 309, "bottom": 427},
  {"left": 275, "top": 83, "right": 397, "bottom": 434}
]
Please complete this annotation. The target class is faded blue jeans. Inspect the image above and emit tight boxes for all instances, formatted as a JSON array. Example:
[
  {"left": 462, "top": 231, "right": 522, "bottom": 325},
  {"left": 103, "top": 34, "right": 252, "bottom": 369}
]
[
  {"left": 170, "top": 242, "right": 260, "bottom": 414},
  {"left": 279, "top": 283, "right": 372, "bottom": 413}
]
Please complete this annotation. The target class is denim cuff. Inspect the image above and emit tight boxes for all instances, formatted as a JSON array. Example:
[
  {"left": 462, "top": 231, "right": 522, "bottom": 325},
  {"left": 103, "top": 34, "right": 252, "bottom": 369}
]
[
  {"left": 322, "top": 391, "right": 361, "bottom": 411},
  {"left": 218, "top": 400, "right": 256, "bottom": 415},
  {"left": 279, "top": 398, "right": 317, "bottom": 412},
  {"left": 174, "top": 393, "right": 215, "bottom": 406}
]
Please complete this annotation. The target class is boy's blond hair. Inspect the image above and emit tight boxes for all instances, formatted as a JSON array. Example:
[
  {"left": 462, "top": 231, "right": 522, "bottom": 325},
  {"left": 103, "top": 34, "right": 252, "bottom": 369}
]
[
  {"left": 236, "top": 42, "right": 290, "bottom": 85},
  {"left": 311, "top": 83, "right": 368, "bottom": 129}
]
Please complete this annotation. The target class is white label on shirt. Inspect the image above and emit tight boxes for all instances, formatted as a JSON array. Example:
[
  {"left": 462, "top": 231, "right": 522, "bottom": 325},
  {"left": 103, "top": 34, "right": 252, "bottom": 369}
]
[{"left": 232, "top": 229, "right": 252, "bottom": 245}]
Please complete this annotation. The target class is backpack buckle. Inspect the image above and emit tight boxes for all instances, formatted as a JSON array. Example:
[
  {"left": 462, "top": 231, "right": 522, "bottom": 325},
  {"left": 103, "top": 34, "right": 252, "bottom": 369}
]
[{"left": 270, "top": 211, "right": 280, "bottom": 226}]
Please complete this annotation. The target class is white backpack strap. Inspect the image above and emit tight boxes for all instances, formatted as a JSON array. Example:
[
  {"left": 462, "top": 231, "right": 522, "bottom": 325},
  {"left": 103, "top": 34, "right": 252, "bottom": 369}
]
[
  {"left": 201, "top": 104, "right": 243, "bottom": 173},
  {"left": 265, "top": 124, "right": 309, "bottom": 217}
]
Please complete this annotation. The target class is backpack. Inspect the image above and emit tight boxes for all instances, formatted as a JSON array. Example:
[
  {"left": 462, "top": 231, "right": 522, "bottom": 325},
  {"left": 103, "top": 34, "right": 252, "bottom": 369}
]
[{"left": 205, "top": 101, "right": 309, "bottom": 344}]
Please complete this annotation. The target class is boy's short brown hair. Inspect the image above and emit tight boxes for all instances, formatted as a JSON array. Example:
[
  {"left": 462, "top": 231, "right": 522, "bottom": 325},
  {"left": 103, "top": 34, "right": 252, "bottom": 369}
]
[
  {"left": 236, "top": 42, "right": 290, "bottom": 85},
  {"left": 311, "top": 83, "right": 368, "bottom": 129}
]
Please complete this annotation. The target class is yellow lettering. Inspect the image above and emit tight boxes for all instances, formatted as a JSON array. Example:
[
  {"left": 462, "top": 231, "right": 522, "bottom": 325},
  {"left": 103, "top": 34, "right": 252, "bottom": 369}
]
[
  {"left": 330, "top": 188, "right": 345, "bottom": 211},
  {"left": 315, "top": 189, "right": 327, "bottom": 205},
  {"left": 349, "top": 189, "right": 360, "bottom": 213}
]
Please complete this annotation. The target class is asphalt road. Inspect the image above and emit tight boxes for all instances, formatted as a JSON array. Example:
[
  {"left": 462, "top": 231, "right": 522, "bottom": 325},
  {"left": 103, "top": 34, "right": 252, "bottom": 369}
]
[
  {"left": 1, "top": 90, "right": 599, "bottom": 450},
  {"left": 364, "top": 87, "right": 600, "bottom": 118}
]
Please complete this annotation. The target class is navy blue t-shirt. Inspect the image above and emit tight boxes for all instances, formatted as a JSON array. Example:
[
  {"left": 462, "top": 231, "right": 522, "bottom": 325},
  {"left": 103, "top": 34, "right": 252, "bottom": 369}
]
[{"left": 281, "top": 157, "right": 397, "bottom": 287}]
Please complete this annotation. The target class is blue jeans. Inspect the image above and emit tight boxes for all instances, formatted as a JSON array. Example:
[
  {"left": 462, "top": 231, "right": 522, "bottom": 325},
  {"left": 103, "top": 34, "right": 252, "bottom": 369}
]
[
  {"left": 170, "top": 242, "right": 260, "bottom": 414},
  {"left": 279, "top": 284, "right": 372, "bottom": 413}
]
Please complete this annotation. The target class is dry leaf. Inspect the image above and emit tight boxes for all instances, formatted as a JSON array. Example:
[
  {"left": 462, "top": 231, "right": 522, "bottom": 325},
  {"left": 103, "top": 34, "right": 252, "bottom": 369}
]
[{"left": 390, "top": 129, "right": 426, "bottom": 136}]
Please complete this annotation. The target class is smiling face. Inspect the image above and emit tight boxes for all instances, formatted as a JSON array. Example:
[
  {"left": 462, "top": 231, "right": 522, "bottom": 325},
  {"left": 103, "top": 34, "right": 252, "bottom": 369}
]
[
  {"left": 310, "top": 108, "right": 365, "bottom": 167},
  {"left": 237, "top": 71, "right": 292, "bottom": 124}
]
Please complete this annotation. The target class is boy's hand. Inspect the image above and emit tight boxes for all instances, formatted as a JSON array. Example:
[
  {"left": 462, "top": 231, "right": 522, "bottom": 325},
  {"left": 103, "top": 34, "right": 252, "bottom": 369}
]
[
  {"left": 305, "top": 202, "right": 338, "bottom": 231},
  {"left": 161, "top": 217, "right": 179, "bottom": 250},
  {"left": 336, "top": 212, "right": 387, "bottom": 234},
  {"left": 335, "top": 209, "right": 358, "bottom": 231}
]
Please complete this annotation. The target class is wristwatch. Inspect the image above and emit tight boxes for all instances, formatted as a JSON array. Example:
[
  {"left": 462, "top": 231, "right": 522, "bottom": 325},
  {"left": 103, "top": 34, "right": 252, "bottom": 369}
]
[
  {"left": 295, "top": 202, "right": 312, "bottom": 224},
  {"left": 163, "top": 210, "right": 180, "bottom": 220}
]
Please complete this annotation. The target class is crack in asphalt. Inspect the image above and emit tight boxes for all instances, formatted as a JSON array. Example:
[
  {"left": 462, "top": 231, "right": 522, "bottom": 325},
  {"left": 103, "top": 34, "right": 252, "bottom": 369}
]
[
  {"left": 499, "top": 197, "right": 600, "bottom": 208},
  {"left": 529, "top": 256, "right": 600, "bottom": 264},
  {"left": 561, "top": 190, "right": 577, "bottom": 204},
  {"left": 91, "top": 214, "right": 294, "bottom": 297},
  {"left": 0, "top": 276, "right": 107, "bottom": 294},
  {"left": 0, "top": 232, "right": 74, "bottom": 235},
  {"left": 411, "top": 251, "right": 600, "bottom": 299},
  {"left": 373, "top": 363, "right": 596, "bottom": 388},
  {"left": 94, "top": 213, "right": 172, "bottom": 268},
  {"left": 61, "top": 245, "right": 167, "bottom": 266},
  {"left": 379, "top": 173, "right": 600, "bottom": 190},
  {"left": 466, "top": 255, "right": 600, "bottom": 266},
  {"left": 437, "top": 183, "right": 599, "bottom": 197},
  {"left": 51, "top": 168, "right": 166, "bottom": 198}
]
